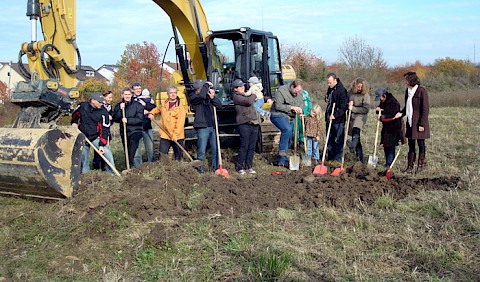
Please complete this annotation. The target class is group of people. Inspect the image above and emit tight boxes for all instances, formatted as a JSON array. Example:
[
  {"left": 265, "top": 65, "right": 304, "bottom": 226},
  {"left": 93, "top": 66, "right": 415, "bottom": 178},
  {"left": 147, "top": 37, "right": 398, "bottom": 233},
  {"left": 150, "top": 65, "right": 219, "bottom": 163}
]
[
  {"left": 269, "top": 71, "right": 430, "bottom": 174},
  {"left": 73, "top": 70, "right": 430, "bottom": 176}
]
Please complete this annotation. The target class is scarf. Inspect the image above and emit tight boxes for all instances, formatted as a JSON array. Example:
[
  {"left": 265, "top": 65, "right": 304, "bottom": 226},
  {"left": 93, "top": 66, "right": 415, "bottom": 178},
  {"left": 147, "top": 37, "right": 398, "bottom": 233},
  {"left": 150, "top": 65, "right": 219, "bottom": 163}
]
[{"left": 406, "top": 84, "right": 418, "bottom": 126}]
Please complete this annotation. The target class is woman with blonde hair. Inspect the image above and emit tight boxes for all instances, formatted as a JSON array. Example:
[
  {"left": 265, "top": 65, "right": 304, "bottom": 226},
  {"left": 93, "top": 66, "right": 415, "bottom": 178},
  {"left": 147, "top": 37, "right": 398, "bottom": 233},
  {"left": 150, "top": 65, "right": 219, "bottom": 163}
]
[
  {"left": 347, "top": 77, "right": 370, "bottom": 163},
  {"left": 304, "top": 104, "right": 324, "bottom": 165}
]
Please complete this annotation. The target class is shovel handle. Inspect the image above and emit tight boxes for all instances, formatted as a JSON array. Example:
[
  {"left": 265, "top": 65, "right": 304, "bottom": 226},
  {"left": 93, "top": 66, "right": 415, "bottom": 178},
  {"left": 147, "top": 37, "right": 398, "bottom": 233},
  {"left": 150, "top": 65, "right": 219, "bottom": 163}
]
[
  {"left": 373, "top": 110, "right": 382, "bottom": 157},
  {"left": 389, "top": 147, "right": 402, "bottom": 169},
  {"left": 151, "top": 118, "right": 194, "bottom": 162},
  {"left": 321, "top": 103, "right": 335, "bottom": 163},
  {"left": 84, "top": 137, "right": 121, "bottom": 176},
  {"left": 121, "top": 106, "right": 130, "bottom": 170},
  {"left": 301, "top": 115, "right": 307, "bottom": 152}
]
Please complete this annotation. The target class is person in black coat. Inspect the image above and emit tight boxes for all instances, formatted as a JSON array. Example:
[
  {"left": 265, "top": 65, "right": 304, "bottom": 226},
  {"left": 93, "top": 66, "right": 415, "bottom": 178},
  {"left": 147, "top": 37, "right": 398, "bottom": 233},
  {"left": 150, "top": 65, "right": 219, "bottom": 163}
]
[
  {"left": 376, "top": 88, "right": 405, "bottom": 168},
  {"left": 188, "top": 79, "right": 223, "bottom": 173},
  {"left": 325, "top": 73, "right": 348, "bottom": 163},
  {"left": 112, "top": 87, "right": 144, "bottom": 169}
]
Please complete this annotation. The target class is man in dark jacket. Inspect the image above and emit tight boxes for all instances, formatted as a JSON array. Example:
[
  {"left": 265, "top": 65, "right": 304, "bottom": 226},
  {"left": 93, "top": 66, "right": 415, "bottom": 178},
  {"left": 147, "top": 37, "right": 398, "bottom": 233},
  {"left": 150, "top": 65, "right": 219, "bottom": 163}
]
[
  {"left": 131, "top": 82, "right": 156, "bottom": 167},
  {"left": 71, "top": 92, "right": 116, "bottom": 175},
  {"left": 112, "top": 87, "right": 144, "bottom": 169},
  {"left": 189, "top": 79, "right": 223, "bottom": 173},
  {"left": 325, "top": 73, "right": 348, "bottom": 163}
]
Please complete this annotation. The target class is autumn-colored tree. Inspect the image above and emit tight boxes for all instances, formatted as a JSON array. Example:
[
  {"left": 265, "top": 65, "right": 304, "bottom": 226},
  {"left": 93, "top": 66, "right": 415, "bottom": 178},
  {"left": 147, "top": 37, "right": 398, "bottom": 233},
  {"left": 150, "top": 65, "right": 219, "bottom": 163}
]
[
  {"left": 387, "top": 61, "right": 430, "bottom": 84},
  {"left": 281, "top": 43, "right": 327, "bottom": 82},
  {"left": 0, "top": 81, "right": 7, "bottom": 101},
  {"left": 432, "top": 57, "right": 477, "bottom": 80},
  {"left": 77, "top": 78, "right": 109, "bottom": 102},
  {"left": 114, "top": 41, "right": 169, "bottom": 98}
]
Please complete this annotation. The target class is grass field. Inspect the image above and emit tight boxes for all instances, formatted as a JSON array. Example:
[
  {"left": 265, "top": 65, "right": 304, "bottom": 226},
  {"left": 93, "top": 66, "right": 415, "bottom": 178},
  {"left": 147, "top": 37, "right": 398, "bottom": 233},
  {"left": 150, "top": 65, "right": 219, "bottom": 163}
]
[{"left": 0, "top": 106, "right": 479, "bottom": 281}]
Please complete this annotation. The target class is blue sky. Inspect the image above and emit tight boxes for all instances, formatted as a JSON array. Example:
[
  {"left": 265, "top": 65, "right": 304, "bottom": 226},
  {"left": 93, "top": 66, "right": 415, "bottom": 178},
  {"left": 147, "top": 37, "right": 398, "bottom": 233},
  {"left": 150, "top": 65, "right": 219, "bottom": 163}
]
[{"left": 1, "top": 0, "right": 479, "bottom": 69}]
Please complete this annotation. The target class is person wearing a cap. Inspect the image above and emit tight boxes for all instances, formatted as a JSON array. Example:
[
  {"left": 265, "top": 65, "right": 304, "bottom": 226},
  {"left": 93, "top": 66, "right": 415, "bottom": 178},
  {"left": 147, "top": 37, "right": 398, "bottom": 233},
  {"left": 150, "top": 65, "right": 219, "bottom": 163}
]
[
  {"left": 346, "top": 77, "right": 370, "bottom": 164},
  {"left": 325, "top": 73, "right": 348, "bottom": 164},
  {"left": 112, "top": 87, "right": 145, "bottom": 169},
  {"left": 376, "top": 88, "right": 405, "bottom": 169},
  {"left": 188, "top": 79, "right": 223, "bottom": 173},
  {"left": 395, "top": 71, "right": 430, "bottom": 173},
  {"left": 130, "top": 82, "right": 156, "bottom": 167},
  {"left": 71, "top": 92, "right": 117, "bottom": 175},
  {"left": 232, "top": 79, "right": 261, "bottom": 174},
  {"left": 270, "top": 79, "right": 304, "bottom": 167},
  {"left": 92, "top": 90, "right": 114, "bottom": 171}
]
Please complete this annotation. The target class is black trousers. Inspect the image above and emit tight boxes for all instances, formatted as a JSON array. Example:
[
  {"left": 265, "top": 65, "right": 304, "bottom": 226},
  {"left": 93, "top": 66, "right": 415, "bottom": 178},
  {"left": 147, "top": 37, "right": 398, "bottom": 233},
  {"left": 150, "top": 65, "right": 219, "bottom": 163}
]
[
  {"left": 159, "top": 138, "right": 184, "bottom": 161},
  {"left": 121, "top": 131, "right": 143, "bottom": 168},
  {"left": 236, "top": 123, "right": 259, "bottom": 171}
]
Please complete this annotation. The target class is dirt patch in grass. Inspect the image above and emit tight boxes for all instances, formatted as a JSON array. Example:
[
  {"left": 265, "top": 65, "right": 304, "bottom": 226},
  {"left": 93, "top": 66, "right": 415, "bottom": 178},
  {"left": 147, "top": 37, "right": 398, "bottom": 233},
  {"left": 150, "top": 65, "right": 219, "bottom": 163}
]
[{"left": 65, "top": 158, "right": 462, "bottom": 227}]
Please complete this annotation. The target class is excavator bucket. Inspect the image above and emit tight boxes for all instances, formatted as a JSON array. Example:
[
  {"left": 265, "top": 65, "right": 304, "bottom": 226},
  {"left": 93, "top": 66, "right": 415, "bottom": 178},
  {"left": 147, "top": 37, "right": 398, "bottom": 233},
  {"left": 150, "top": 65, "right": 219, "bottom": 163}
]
[{"left": 0, "top": 127, "right": 84, "bottom": 199}]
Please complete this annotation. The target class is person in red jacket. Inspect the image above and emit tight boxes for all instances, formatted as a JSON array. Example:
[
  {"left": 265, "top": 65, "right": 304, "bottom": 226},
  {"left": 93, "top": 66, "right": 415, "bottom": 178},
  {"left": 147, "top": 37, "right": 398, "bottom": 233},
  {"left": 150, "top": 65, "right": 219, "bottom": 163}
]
[{"left": 71, "top": 92, "right": 116, "bottom": 175}]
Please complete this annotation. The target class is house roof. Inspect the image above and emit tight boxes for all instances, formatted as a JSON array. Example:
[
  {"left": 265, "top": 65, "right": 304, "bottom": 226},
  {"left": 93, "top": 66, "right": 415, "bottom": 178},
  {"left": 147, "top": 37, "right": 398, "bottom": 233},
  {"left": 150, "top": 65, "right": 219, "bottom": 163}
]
[{"left": 97, "top": 64, "right": 119, "bottom": 72}]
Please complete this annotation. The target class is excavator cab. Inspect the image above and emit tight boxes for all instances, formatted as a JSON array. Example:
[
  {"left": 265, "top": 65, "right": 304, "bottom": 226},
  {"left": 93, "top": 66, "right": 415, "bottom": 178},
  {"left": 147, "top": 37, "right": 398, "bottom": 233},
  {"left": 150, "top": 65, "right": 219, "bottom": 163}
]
[{"left": 206, "top": 27, "right": 285, "bottom": 152}]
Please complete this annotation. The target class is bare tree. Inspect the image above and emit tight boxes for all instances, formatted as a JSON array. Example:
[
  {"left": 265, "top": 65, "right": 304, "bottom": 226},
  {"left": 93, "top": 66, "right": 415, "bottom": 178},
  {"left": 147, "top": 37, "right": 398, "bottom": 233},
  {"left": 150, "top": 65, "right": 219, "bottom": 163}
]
[{"left": 338, "top": 36, "right": 387, "bottom": 82}]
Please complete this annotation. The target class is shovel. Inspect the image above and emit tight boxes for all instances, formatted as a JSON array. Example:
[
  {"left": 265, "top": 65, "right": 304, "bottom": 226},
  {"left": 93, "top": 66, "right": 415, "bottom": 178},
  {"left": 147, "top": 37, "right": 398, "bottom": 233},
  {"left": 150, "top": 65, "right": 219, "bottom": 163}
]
[
  {"left": 300, "top": 114, "right": 311, "bottom": 167},
  {"left": 289, "top": 114, "right": 300, "bottom": 170},
  {"left": 368, "top": 110, "right": 382, "bottom": 169},
  {"left": 121, "top": 106, "right": 130, "bottom": 170},
  {"left": 84, "top": 137, "right": 121, "bottom": 176},
  {"left": 386, "top": 147, "right": 402, "bottom": 180},
  {"left": 331, "top": 109, "right": 351, "bottom": 176},
  {"left": 213, "top": 107, "right": 230, "bottom": 178},
  {"left": 151, "top": 119, "right": 203, "bottom": 168},
  {"left": 313, "top": 103, "right": 335, "bottom": 175}
]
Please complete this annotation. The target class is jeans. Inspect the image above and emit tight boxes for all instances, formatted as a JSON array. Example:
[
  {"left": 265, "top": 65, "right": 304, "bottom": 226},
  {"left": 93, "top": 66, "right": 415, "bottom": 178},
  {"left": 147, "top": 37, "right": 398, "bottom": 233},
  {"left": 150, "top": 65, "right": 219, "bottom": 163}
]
[
  {"left": 408, "top": 138, "right": 425, "bottom": 154},
  {"left": 134, "top": 129, "right": 155, "bottom": 167},
  {"left": 306, "top": 136, "right": 320, "bottom": 160},
  {"left": 82, "top": 137, "right": 116, "bottom": 175},
  {"left": 326, "top": 122, "right": 345, "bottom": 162},
  {"left": 236, "top": 123, "right": 259, "bottom": 171},
  {"left": 159, "top": 138, "right": 184, "bottom": 161},
  {"left": 270, "top": 114, "right": 293, "bottom": 165},
  {"left": 384, "top": 146, "right": 396, "bottom": 168},
  {"left": 196, "top": 127, "right": 218, "bottom": 171},
  {"left": 254, "top": 99, "right": 269, "bottom": 116}
]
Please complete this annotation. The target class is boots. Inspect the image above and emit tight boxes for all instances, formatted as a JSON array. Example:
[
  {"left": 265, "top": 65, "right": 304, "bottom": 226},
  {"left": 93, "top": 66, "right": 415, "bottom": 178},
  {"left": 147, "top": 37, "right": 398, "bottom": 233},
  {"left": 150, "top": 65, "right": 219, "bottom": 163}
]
[
  {"left": 416, "top": 153, "right": 425, "bottom": 173},
  {"left": 196, "top": 165, "right": 205, "bottom": 174},
  {"left": 403, "top": 152, "right": 415, "bottom": 174}
]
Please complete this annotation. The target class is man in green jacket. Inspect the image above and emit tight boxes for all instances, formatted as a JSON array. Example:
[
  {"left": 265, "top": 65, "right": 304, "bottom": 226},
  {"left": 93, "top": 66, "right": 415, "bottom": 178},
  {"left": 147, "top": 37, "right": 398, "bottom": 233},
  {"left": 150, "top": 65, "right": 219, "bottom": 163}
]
[{"left": 270, "top": 79, "right": 304, "bottom": 166}]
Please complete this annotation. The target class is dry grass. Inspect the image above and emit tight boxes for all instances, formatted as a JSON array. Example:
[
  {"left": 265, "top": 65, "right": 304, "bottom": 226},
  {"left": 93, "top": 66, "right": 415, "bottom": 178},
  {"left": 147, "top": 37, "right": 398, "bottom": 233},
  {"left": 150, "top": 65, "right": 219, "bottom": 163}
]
[{"left": 0, "top": 106, "right": 479, "bottom": 281}]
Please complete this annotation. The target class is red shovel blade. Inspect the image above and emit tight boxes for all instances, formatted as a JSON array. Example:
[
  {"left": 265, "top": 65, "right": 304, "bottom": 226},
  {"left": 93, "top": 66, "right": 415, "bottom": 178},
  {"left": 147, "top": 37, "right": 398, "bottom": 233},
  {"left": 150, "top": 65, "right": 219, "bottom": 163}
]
[
  {"left": 313, "top": 162, "right": 328, "bottom": 175},
  {"left": 331, "top": 166, "right": 345, "bottom": 177},
  {"left": 386, "top": 168, "right": 392, "bottom": 180},
  {"left": 215, "top": 165, "right": 230, "bottom": 179}
]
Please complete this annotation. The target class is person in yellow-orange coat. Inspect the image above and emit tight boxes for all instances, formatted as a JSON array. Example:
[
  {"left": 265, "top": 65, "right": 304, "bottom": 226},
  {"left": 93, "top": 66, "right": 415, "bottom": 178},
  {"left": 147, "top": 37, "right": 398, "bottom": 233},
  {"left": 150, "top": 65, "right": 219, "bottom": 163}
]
[{"left": 148, "top": 86, "right": 186, "bottom": 161}]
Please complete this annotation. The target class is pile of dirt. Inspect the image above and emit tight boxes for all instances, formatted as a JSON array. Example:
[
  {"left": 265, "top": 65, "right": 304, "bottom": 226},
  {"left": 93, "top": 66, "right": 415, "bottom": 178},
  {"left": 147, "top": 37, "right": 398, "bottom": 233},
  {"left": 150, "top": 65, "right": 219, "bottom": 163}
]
[{"left": 64, "top": 159, "right": 462, "bottom": 225}]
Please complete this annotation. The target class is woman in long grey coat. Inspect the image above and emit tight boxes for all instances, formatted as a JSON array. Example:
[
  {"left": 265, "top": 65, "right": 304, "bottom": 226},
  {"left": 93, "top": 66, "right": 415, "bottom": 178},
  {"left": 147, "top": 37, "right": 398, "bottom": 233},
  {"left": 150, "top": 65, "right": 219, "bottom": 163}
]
[
  {"left": 347, "top": 78, "right": 370, "bottom": 163},
  {"left": 395, "top": 71, "right": 430, "bottom": 173}
]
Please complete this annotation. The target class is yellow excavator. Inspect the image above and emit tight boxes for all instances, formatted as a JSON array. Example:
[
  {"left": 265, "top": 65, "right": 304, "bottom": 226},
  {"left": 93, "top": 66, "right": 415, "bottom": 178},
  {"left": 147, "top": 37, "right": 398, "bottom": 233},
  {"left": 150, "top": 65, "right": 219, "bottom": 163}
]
[{"left": 0, "top": 0, "right": 292, "bottom": 199}]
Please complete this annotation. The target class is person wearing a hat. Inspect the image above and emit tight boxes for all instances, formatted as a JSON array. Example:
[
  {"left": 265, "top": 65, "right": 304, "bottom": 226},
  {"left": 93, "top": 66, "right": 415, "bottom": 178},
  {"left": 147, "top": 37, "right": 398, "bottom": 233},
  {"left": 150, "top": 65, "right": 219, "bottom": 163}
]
[
  {"left": 395, "top": 71, "right": 430, "bottom": 173},
  {"left": 188, "top": 79, "right": 223, "bottom": 173},
  {"left": 232, "top": 79, "right": 261, "bottom": 174},
  {"left": 346, "top": 77, "right": 370, "bottom": 164},
  {"left": 270, "top": 79, "right": 304, "bottom": 167},
  {"left": 376, "top": 88, "right": 405, "bottom": 169},
  {"left": 71, "top": 92, "right": 117, "bottom": 175}
]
